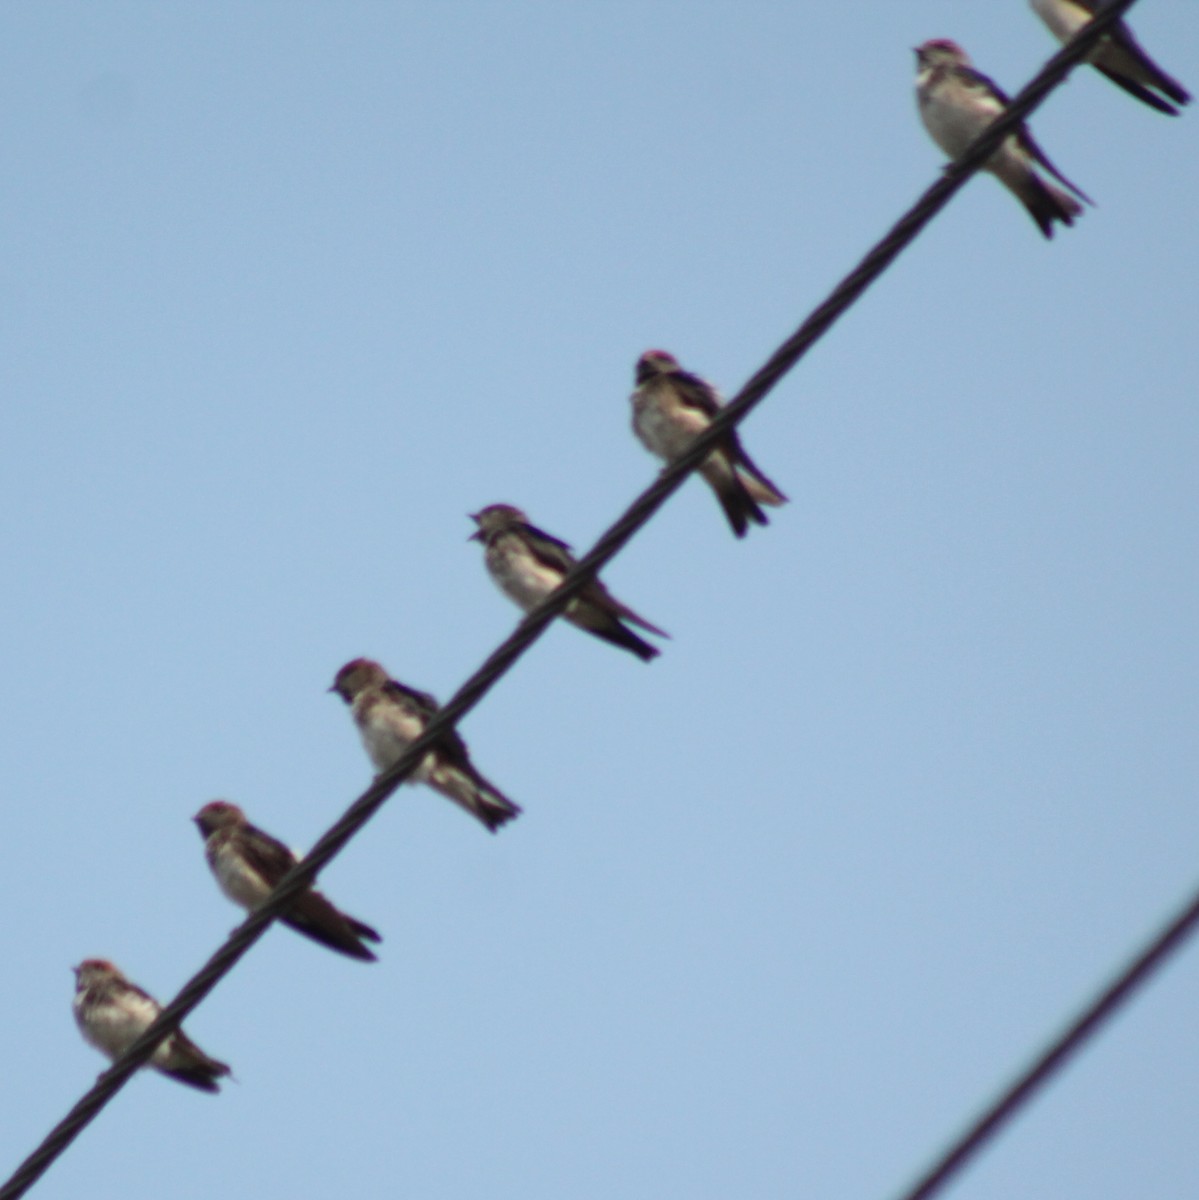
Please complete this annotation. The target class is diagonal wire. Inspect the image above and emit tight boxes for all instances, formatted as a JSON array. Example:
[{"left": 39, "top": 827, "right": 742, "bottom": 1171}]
[
  {"left": 895, "top": 879, "right": 1199, "bottom": 1200},
  {"left": 0, "top": 3, "right": 1146, "bottom": 1196}
]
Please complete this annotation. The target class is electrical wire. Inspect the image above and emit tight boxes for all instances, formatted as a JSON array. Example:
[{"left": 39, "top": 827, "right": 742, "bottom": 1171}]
[{"left": 895, "top": 880, "right": 1199, "bottom": 1200}]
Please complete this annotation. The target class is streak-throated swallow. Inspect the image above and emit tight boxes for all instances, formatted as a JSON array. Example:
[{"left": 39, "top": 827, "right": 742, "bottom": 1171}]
[
  {"left": 330, "top": 657, "right": 521, "bottom": 832},
  {"left": 915, "top": 38, "right": 1093, "bottom": 237},
  {"left": 193, "top": 800, "right": 382, "bottom": 962},
  {"left": 469, "top": 504, "right": 669, "bottom": 662},
  {"left": 72, "top": 958, "right": 232, "bottom": 1092},
  {"left": 630, "top": 350, "right": 787, "bottom": 538},
  {"left": 1031, "top": 0, "right": 1189, "bottom": 116}
]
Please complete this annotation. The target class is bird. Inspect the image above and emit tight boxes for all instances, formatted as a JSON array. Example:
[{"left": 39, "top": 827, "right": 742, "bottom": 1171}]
[
  {"left": 1030, "top": 0, "right": 1190, "bottom": 116},
  {"left": 193, "top": 800, "right": 382, "bottom": 962},
  {"left": 914, "top": 38, "right": 1093, "bottom": 238},
  {"left": 630, "top": 349, "right": 787, "bottom": 537},
  {"left": 330, "top": 658, "right": 521, "bottom": 832},
  {"left": 72, "top": 958, "right": 232, "bottom": 1093},
  {"left": 469, "top": 504, "right": 669, "bottom": 662}
]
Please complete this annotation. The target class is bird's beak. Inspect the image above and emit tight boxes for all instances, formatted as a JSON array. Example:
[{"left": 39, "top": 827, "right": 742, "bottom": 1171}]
[
  {"left": 468, "top": 530, "right": 482, "bottom": 542},
  {"left": 326, "top": 685, "right": 338, "bottom": 694}
]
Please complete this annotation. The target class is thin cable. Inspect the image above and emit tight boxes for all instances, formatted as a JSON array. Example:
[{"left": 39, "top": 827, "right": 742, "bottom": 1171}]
[
  {"left": 0, "top": 4, "right": 1145, "bottom": 1196},
  {"left": 895, "top": 879, "right": 1199, "bottom": 1200}
]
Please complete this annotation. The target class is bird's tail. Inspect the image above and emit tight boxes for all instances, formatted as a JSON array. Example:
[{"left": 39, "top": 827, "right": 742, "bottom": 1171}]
[
  {"left": 1098, "top": 38, "right": 1190, "bottom": 110},
  {"left": 734, "top": 447, "right": 788, "bottom": 509},
  {"left": 571, "top": 585, "right": 669, "bottom": 654},
  {"left": 1097, "top": 65, "right": 1187, "bottom": 115},
  {"left": 702, "top": 458, "right": 769, "bottom": 538},
  {"left": 161, "top": 1065, "right": 227, "bottom": 1092},
  {"left": 1010, "top": 173, "right": 1084, "bottom": 239},
  {"left": 162, "top": 1037, "right": 233, "bottom": 1092},
  {"left": 602, "top": 595, "right": 670, "bottom": 639},
  {"left": 586, "top": 618, "right": 661, "bottom": 662},
  {"left": 430, "top": 763, "right": 522, "bottom": 832},
  {"left": 283, "top": 891, "right": 382, "bottom": 962}
]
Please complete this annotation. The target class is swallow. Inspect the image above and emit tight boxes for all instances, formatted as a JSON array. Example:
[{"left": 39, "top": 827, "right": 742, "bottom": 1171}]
[
  {"left": 915, "top": 38, "right": 1093, "bottom": 237},
  {"left": 1031, "top": 0, "right": 1190, "bottom": 116},
  {"left": 330, "top": 658, "right": 521, "bottom": 832},
  {"left": 72, "top": 958, "right": 232, "bottom": 1093},
  {"left": 193, "top": 800, "right": 382, "bottom": 962},
  {"left": 469, "top": 504, "right": 669, "bottom": 661},
  {"left": 630, "top": 350, "right": 788, "bottom": 537}
]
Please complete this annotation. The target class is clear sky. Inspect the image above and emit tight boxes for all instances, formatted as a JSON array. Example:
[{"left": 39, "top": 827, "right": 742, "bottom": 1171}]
[{"left": 2, "top": 3, "right": 1197, "bottom": 1198}]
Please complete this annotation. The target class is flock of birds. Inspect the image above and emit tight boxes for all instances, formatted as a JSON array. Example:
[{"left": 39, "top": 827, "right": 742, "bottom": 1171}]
[{"left": 70, "top": 2, "right": 1189, "bottom": 1096}]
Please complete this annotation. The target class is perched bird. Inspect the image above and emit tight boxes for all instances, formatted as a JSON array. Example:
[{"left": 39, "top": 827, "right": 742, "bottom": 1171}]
[
  {"left": 330, "top": 658, "right": 520, "bottom": 832},
  {"left": 469, "top": 504, "right": 669, "bottom": 662},
  {"left": 914, "top": 38, "right": 1093, "bottom": 237},
  {"left": 630, "top": 350, "right": 787, "bottom": 538},
  {"left": 1030, "top": 0, "right": 1189, "bottom": 116},
  {"left": 72, "top": 959, "right": 231, "bottom": 1093},
  {"left": 194, "top": 800, "right": 382, "bottom": 962}
]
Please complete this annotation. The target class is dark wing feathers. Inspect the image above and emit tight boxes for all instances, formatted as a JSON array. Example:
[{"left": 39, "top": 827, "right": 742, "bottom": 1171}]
[
  {"left": 519, "top": 523, "right": 578, "bottom": 575},
  {"left": 161, "top": 1067, "right": 223, "bottom": 1092},
  {"left": 238, "top": 825, "right": 298, "bottom": 885},
  {"left": 161, "top": 1030, "right": 231, "bottom": 1091},
  {"left": 382, "top": 679, "right": 473, "bottom": 764},
  {"left": 673, "top": 371, "right": 722, "bottom": 417},
  {"left": 960, "top": 64, "right": 1011, "bottom": 105},
  {"left": 1094, "top": 64, "right": 1183, "bottom": 114},
  {"left": 957, "top": 64, "right": 1093, "bottom": 205},
  {"left": 731, "top": 437, "right": 789, "bottom": 504},
  {"left": 283, "top": 891, "right": 381, "bottom": 960},
  {"left": 381, "top": 678, "right": 440, "bottom": 718},
  {"left": 1021, "top": 129, "right": 1093, "bottom": 203},
  {"left": 586, "top": 581, "right": 670, "bottom": 638}
]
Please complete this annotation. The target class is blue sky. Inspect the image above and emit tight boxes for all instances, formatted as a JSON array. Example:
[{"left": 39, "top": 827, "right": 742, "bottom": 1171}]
[{"left": 2, "top": 3, "right": 1197, "bottom": 1197}]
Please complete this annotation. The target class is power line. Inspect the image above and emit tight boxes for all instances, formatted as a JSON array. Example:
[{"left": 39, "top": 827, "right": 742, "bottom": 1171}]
[
  {"left": 896, "top": 879, "right": 1199, "bottom": 1200},
  {"left": 0, "top": 3, "right": 1151, "bottom": 1196}
]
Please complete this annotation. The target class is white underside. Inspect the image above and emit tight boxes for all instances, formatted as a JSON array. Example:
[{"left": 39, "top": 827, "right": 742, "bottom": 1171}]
[
  {"left": 354, "top": 701, "right": 435, "bottom": 782},
  {"left": 633, "top": 390, "right": 712, "bottom": 461},
  {"left": 1031, "top": 0, "right": 1089, "bottom": 43},
  {"left": 918, "top": 83, "right": 1033, "bottom": 194},
  {"left": 488, "top": 537, "right": 565, "bottom": 612},
  {"left": 74, "top": 991, "right": 171, "bottom": 1066},
  {"left": 211, "top": 840, "right": 274, "bottom": 909}
]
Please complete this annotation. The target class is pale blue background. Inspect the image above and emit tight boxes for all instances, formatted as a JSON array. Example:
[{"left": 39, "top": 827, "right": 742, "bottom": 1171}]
[{"left": 2, "top": 3, "right": 1197, "bottom": 1198}]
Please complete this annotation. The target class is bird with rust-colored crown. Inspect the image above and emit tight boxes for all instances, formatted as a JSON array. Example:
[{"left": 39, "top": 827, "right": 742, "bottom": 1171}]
[
  {"left": 470, "top": 503, "right": 669, "bottom": 662},
  {"left": 72, "top": 958, "right": 231, "bottom": 1092},
  {"left": 914, "top": 38, "right": 1092, "bottom": 238},
  {"left": 331, "top": 658, "right": 520, "bottom": 832},
  {"left": 1031, "top": 0, "right": 1189, "bottom": 117},
  {"left": 194, "top": 800, "right": 382, "bottom": 962},
  {"left": 630, "top": 349, "right": 787, "bottom": 538}
]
